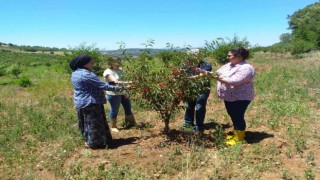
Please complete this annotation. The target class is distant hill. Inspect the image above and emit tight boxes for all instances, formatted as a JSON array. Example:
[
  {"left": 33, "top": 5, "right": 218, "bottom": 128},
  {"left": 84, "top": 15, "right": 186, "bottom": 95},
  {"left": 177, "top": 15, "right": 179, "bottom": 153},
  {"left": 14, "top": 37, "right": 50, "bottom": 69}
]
[{"left": 1, "top": 42, "right": 189, "bottom": 57}]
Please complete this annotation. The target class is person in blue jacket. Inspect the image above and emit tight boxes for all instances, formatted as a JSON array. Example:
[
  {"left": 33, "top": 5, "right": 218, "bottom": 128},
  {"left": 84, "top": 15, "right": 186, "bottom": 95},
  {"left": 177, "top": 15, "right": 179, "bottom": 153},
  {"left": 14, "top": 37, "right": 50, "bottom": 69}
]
[{"left": 70, "top": 54, "right": 123, "bottom": 149}]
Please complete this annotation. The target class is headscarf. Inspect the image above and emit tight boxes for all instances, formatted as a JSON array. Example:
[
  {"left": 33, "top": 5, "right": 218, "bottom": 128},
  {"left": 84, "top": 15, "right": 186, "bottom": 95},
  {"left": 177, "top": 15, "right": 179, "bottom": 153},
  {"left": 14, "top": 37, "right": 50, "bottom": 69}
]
[{"left": 69, "top": 54, "right": 92, "bottom": 71}]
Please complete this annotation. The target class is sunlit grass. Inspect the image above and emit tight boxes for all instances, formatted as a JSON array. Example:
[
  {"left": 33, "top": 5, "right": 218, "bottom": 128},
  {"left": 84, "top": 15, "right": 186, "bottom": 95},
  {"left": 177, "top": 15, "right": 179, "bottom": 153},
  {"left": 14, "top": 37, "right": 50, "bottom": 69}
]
[{"left": 0, "top": 51, "right": 319, "bottom": 179}]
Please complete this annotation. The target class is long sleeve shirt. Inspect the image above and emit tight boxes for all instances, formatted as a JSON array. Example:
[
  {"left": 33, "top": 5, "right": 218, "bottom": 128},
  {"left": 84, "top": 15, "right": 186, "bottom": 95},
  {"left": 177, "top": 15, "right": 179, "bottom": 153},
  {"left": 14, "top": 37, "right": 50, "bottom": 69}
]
[
  {"left": 216, "top": 60, "right": 255, "bottom": 101},
  {"left": 71, "top": 68, "right": 120, "bottom": 109},
  {"left": 103, "top": 68, "right": 126, "bottom": 96}
]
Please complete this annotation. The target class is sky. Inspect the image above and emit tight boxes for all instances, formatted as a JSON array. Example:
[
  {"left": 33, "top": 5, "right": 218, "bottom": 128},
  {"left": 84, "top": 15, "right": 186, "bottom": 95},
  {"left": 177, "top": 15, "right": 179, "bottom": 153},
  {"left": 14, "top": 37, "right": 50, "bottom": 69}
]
[{"left": 1, "top": 0, "right": 319, "bottom": 50}]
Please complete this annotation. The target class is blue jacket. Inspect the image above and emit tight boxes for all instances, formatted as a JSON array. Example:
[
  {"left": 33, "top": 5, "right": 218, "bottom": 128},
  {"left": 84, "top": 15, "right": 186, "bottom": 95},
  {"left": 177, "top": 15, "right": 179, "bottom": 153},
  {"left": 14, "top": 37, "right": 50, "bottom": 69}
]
[{"left": 71, "top": 68, "right": 120, "bottom": 109}]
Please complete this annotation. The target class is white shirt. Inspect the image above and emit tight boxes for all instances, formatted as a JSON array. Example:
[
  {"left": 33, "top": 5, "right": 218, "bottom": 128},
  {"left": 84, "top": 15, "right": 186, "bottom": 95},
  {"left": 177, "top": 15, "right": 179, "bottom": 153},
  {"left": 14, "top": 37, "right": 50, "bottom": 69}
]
[{"left": 103, "top": 68, "right": 126, "bottom": 96}]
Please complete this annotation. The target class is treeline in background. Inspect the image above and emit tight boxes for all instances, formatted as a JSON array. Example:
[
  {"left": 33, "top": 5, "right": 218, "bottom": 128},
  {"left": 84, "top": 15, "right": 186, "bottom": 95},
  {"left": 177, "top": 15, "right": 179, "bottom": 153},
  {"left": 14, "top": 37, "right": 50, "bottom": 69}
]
[{"left": 252, "top": 2, "right": 320, "bottom": 54}]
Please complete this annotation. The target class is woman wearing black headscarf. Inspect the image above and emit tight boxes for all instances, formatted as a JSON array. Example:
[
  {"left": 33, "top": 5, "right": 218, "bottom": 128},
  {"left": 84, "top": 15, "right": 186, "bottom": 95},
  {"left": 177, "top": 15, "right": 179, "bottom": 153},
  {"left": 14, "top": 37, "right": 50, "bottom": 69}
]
[{"left": 70, "top": 54, "right": 122, "bottom": 149}]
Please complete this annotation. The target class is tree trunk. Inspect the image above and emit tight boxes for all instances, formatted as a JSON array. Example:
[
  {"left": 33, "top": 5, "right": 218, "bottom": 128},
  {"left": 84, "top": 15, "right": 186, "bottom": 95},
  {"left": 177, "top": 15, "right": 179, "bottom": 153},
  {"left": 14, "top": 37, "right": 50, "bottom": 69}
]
[{"left": 162, "top": 113, "right": 170, "bottom": 134}]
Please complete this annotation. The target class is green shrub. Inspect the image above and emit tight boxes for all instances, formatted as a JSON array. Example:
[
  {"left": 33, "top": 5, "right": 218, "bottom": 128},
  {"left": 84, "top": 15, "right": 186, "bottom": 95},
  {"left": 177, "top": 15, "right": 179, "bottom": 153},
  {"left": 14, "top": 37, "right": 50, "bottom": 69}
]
[
  {"left": 157, "top": 50, "right": 174, "bottom": 64},
  {"left": 1, "top": 49, "right": 11, "bottom": 52},
  {"left": 290, "top": 40, "right": 315, "bottom": 54},
  {"left": 24, "top": 48, "right": 37, "bottom": 52},
  {"left": 6, "top": 64, "right": 22, "bottom": 78},
  {"left": 210, "top": 44, "right": 231, "bottom": 64},
  {"left": 0, "top": 69, "right": 5, "bottom": 76},
  {"left": 18, "top": 76, "right": 32, "bottom": 87},
  {"left": 62, "top": 42, "right": 107, "bottom": 75},
  {"left": 138, "top": 52, "right": 153, "bottom": 61},
  {"left": 29, "top": 62, "right": 43, "bottom": 67},
  {"left": 268, "top": 42, "right": 292, "bottom": 53},
  {"left": 45, "top": 62, "right": 51, "bottom": 67},
  {"left": 205, "top": 35, "right": 250, "bottom": 64},
  {"left": 0, "top": 64, "right": 7, "bottom": 76}
]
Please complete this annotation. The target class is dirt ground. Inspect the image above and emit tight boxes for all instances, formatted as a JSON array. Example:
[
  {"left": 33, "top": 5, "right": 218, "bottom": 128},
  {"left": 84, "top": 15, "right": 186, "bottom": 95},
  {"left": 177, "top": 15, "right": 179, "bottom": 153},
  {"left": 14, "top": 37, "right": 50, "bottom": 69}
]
[
  {"left": 44, "top": 91, "right": 319, "bottom": 179},
  {"left": 30, "top": 58, "right": 320, "bottom": 179}
]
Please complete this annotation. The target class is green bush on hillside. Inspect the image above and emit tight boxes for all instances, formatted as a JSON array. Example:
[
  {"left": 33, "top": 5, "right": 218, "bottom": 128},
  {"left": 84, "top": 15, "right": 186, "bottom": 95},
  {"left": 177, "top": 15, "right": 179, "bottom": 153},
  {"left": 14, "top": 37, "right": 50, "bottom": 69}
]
[
  {"left": 62, "top": 42, "right": 108, "bottom": 75},
  {"left": 6, "top": 64, "right": 22, "bottom": 78},
  {"left": 205, "top": 35, "right": 250, "bottom": 64},
  {"left": 18, "top": 76, "right": 32, "bottom": 87},
  {"left": 288, "top": 2, "right": 320, "bottom": 50},
  {"left": 0, "top": 69, "right": 6, "bottom": 76},
  {"left": 290, "top": 40, "right": 315, "bottom": 54},
  {"left": 156, "top": 50, "right": 187, "bottom": 67},
  {"left": 209, "top": 44, "right": 231, "bottom": 64},
  {"left": 0, "top": 63, "right": 8, "bottom": 76}
]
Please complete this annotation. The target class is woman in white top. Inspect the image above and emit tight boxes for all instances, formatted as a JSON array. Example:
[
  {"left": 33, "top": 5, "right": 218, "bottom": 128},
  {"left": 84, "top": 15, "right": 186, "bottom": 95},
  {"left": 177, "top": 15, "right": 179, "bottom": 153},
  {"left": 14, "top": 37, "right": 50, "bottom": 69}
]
[{"left": 103, "top": 56, "right": 136, "bottom": 132}]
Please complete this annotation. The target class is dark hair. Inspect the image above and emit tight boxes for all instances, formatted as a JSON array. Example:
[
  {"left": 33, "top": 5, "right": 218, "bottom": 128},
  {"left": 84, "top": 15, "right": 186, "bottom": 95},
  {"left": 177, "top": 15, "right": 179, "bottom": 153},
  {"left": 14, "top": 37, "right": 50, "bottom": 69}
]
[
  {"left": 229, "top": 47, "right": 249, "bottom": 60},
  {"left": 107, "top": 56, "right": 122, "bottom": 69},
  {"left": 69, "top": 54, "right": 93, "bottom": 71}
]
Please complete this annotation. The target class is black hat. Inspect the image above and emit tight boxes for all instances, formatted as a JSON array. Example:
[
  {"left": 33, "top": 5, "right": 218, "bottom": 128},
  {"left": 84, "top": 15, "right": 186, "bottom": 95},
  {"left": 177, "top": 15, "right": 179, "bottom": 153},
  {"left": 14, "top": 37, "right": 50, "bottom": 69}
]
[{"left": 69, "top": 54, "right": 92, "bottom": 71}]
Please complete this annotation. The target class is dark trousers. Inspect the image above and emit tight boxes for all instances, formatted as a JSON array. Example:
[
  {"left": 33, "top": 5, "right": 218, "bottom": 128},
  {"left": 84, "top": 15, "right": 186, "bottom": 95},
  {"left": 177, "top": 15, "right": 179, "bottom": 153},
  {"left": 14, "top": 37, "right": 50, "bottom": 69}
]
[
  {"left": 224, "top": 100, "right": 251, "bottom": 131},
  {"left": 77, "top": 104, "right": 112, "bottom": 149},
  {"left": 184, "top": 92, "right": 210, "bottom": 131}
]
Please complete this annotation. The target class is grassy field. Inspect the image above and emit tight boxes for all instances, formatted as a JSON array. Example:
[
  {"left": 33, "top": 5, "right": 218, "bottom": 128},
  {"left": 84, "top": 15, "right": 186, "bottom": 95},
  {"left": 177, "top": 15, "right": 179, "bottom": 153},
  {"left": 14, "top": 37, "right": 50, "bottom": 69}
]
[{"left": 0, "top": 51, "right": 319, "bottom": 179}]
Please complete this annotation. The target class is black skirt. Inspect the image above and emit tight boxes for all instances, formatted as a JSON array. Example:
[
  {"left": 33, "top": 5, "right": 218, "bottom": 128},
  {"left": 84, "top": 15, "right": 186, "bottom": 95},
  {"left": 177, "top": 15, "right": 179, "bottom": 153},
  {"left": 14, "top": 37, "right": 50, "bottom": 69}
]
[{"left": 76, "top": 104, "right": 112, "bottom": 149}]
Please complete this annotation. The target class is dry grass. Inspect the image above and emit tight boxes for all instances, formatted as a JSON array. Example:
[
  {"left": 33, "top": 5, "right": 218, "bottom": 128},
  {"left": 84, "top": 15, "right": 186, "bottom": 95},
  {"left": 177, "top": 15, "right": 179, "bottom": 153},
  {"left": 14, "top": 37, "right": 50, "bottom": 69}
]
[{"left": 0, "top": 51, "right": 319, "bottom": 179}]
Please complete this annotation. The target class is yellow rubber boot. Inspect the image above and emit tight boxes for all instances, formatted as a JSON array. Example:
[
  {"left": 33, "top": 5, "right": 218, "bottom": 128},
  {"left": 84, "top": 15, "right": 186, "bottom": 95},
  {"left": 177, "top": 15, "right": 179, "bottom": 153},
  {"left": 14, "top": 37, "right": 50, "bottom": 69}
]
[
  {"left": 226, "top": 131, "right": 235, "bottom": 140},
  {"left": 226, "top": 130, "right": 245, "bottom": 146},
  {"left": 110, "top": 118, "right": 119, "bottom": 132}
]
